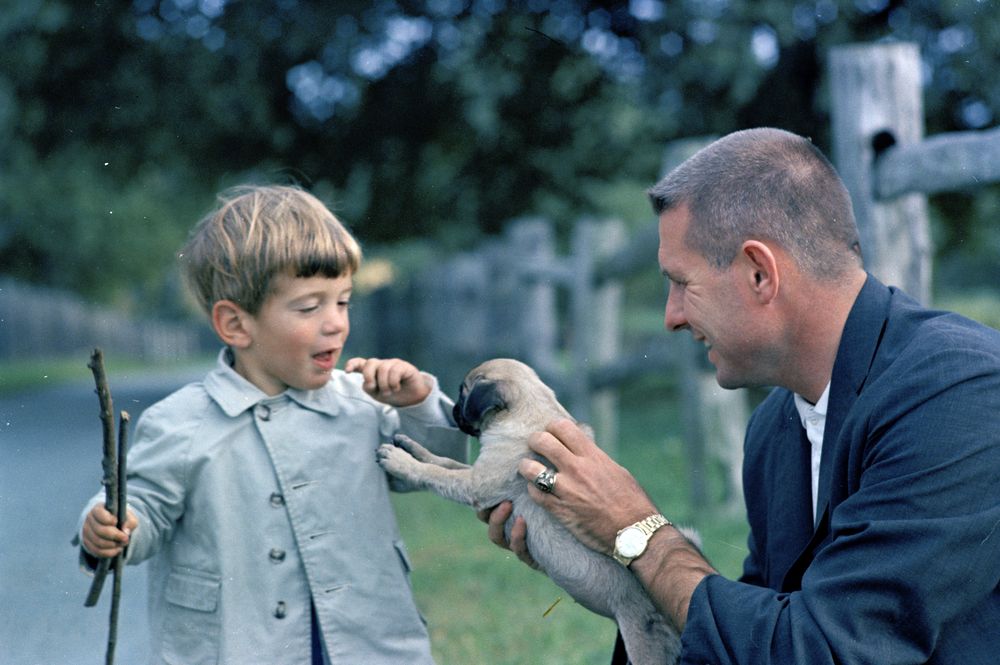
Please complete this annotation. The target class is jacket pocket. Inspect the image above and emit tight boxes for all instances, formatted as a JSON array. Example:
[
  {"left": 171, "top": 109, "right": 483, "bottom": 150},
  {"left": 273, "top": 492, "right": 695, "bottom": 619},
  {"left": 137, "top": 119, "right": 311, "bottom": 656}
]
[{"left": 161, "top": 568, "right": 221, "bottom": 665}]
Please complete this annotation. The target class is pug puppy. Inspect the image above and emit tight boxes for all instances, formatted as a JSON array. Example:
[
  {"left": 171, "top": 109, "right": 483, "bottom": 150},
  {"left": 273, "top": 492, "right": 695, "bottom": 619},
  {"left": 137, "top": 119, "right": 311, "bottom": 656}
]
[{"left": 376, "top": 358, "right": 682, "bottom": 665}]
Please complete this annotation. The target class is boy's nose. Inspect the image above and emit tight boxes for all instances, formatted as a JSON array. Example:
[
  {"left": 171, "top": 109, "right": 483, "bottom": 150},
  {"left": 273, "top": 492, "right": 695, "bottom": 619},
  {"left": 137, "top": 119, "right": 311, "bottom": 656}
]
[{"left": 322, "top": 311, "right": 347, "bottom": 334}]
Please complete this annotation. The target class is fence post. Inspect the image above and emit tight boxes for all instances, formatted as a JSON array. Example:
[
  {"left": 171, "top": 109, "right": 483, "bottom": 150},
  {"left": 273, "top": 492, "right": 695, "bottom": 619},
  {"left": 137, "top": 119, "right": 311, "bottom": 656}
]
[
  {"left": 568, "top": 221, "right": 596, "bottom": 428},
  {"left": 589, "top": 219, "right": 626, "bottom": 457},
  {"left": 567, "top": 218, "right": 625, "bottom": 456},
  {"left": 507, "top": 218, "right": 560, "bottom": 380},
  {"left": 828, "top": 42, "right": 932, "bottom": 303}
]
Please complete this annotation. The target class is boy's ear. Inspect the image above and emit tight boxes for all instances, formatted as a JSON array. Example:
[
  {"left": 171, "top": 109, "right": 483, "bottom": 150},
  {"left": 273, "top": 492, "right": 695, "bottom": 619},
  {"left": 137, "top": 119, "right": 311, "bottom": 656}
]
[{"left": 212, "top": 300, "right": 253, "bottom": 349}]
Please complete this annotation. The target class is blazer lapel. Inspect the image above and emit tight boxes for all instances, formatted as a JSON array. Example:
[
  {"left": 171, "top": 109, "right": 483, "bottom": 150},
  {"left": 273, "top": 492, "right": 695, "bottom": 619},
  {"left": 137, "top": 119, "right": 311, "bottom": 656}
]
[
  {"left": 773, "top": 398, "right": 817, "bottom": 591},
  {"left": 783, "top": 275, "right": 891, "bottom": 588}
]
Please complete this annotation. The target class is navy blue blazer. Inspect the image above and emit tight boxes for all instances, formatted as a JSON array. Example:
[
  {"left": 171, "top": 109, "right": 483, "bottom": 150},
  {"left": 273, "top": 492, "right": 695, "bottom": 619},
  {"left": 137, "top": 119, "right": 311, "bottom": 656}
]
[{"left": 680, "top": 276, "right": 1000, "bottom": 664}]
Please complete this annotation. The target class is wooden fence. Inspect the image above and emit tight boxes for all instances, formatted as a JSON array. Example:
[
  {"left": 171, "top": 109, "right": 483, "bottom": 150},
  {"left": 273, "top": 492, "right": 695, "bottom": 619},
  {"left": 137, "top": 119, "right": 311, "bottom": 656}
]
[
  {"left": 354, "top": 41, "right": 1000, "bottom": 511},
  {"left": 0, "top": 279, "right": 208, "bottom": 363}
]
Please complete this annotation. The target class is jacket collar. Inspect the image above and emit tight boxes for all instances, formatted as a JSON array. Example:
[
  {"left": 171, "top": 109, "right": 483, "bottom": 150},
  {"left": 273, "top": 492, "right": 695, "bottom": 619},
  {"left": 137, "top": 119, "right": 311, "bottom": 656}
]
[
  {"left": 814, "top": 273, "right": 891, "bottom": 525},
  {"left": 203, "top": 348, "right": 344, "bottom": 418}
]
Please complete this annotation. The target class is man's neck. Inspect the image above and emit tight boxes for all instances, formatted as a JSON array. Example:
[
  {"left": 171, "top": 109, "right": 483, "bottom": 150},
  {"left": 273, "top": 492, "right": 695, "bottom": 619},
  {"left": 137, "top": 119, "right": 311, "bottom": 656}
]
[{"left": 783, "top": 270, "right": 867, "bottom": 402}]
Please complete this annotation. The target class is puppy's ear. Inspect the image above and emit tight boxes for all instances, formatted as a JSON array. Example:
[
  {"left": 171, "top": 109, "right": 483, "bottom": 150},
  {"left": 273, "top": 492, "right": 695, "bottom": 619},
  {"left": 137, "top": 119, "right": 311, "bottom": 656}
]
[{"left": 453, "top": 379, "right": 506, "bottom": 436}]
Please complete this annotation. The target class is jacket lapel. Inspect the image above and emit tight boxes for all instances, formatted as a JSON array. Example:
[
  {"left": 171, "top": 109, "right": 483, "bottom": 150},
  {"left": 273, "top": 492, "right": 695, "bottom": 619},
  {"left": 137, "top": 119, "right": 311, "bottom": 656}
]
[{"left": 782, "top": 275, "right": 891, "bottom": 588}]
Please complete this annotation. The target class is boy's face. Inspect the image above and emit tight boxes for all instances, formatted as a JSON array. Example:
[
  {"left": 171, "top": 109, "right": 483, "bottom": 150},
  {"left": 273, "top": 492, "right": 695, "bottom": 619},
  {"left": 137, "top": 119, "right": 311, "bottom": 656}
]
[{"left": 234, "top": 271, "right": 352, "bottom": 395}]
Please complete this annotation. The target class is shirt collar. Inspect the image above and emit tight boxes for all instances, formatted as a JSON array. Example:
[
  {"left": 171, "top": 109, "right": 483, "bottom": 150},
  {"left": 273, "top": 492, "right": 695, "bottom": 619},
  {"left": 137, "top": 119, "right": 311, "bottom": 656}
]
[{"left": 793, "top": 381, "right": 830, "bottom": 424}]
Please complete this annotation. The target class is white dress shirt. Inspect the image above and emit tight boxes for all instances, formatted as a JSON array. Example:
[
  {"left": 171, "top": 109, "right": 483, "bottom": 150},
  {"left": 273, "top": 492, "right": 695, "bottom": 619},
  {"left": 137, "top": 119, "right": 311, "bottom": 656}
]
[{"left": 793, "top": 382, "right": 831, "bottom": 520}]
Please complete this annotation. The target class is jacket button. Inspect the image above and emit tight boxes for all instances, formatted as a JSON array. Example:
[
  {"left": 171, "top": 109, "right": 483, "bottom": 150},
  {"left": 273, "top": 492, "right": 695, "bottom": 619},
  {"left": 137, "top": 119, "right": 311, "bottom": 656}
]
[
  {"left": 269, "top": 492, "right": 284, "bottom": 507},
  {"left": 269, "top": 548, "right": 286, "bottom": 563},
  {"left": 274, "top": 601, "right": 287, "bottom": 619}
]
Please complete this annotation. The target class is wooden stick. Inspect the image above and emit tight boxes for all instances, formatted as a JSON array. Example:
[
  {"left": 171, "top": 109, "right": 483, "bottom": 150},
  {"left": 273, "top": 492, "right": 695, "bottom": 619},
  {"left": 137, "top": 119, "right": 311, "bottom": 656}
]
[
  {"left": 85, "top": 348, "right": 117, "bottom": 607},
  {"left": 106, "top": 410, "right": 130, "bottom": 665}
]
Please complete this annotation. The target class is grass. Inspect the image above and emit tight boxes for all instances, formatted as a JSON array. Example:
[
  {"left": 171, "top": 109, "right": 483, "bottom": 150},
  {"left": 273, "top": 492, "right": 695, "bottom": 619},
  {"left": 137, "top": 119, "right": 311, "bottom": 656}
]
[
  {"left": 394, "top": 375, "right": 750, "bottom": 665},
  {"left": 0, "top": 357, "right": 96, "bottom": 395},
  {"left": 0, "top": 353, "right": 218, "bottom": 396}
]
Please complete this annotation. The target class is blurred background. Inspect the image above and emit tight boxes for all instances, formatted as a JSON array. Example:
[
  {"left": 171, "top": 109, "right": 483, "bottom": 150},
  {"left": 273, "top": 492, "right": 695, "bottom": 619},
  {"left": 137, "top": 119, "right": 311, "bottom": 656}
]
[{"left": 2, "top": 1, "right": 1000, "bottom": 663}]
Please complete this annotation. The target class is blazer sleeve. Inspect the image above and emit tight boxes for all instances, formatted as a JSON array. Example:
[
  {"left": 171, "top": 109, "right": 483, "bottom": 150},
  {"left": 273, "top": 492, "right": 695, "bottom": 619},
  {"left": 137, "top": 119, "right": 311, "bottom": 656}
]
[{"left": 680, "top": 343, "right": 1000, "bottom": 664}]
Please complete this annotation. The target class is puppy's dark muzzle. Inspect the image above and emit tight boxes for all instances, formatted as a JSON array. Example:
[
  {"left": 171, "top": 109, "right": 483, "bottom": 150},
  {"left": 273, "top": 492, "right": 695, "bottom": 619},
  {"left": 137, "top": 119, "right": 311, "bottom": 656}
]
[{"left": 453, "top": 386, "right": 481, "bottom": 437}]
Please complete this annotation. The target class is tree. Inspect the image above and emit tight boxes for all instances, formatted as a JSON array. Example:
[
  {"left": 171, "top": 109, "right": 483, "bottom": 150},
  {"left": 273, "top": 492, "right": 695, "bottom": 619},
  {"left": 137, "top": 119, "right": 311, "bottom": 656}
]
[{"left": 2, "top": 0, "right": 998, "bottom": 311}]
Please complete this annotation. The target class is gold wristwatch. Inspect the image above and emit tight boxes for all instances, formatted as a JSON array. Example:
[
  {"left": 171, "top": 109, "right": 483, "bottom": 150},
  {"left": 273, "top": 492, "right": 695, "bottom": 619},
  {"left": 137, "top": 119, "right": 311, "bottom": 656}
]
[{"left": 612, "top": 513, "right": 671, "bottom": 567}]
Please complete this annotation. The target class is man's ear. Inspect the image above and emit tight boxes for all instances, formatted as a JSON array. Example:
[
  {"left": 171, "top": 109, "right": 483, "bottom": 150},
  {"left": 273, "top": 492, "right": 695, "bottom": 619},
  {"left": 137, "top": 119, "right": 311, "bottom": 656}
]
[
  {"left": 212, "top": 300, "right": 254, "bottom": 349},
  {"left": 740, "top": 240, "right": 779, "bottom": 304}
]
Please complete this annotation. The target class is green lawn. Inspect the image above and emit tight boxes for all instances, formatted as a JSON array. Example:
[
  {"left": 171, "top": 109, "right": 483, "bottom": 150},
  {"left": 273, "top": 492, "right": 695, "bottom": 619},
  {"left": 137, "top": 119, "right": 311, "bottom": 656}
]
[{"left": 394, "top": 378, "right": 750, "bottom": 665}]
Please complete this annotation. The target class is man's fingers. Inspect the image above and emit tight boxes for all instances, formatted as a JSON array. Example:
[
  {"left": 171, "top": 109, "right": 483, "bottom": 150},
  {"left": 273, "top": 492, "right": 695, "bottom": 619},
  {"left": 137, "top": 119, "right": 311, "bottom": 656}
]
[
  {"left": 518, "top": 458, "right": 548, "bottom": 483},
  {"left": 486, "top": 501, "right": 514, "bottom": 547},
  {"left": 508, "top": 515, "right": 539, "bottom": 569},
  {"left": 546, "top": 418, "right": 596, "bottom": 454}
]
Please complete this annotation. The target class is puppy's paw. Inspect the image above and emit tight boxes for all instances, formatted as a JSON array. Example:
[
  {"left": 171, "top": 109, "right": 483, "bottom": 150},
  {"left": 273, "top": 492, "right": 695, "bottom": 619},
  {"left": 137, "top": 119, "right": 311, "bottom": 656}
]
[
  {"left": 376, "top": 442, "right": 417, "bottom": 478},
  {"left": 392, "top": 433, "right": 435, "bottom": 461}
]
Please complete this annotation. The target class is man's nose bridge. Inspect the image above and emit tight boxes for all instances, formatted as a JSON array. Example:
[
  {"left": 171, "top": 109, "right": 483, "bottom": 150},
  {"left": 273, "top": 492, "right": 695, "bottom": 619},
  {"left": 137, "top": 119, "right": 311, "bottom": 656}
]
[{"left": 664, "top": 285, "right": 683, "bottom": 330}]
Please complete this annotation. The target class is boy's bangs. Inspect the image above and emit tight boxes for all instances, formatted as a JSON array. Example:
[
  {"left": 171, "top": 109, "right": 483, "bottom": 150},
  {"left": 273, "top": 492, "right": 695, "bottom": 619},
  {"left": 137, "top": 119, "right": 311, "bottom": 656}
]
[{"left": 294, "top": 252, "right": 352, "bottom": 279}]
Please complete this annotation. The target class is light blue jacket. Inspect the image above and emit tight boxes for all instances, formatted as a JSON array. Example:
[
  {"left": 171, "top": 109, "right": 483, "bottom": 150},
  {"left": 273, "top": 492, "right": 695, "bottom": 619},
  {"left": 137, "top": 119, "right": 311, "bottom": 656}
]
[{"left": 79, "top": 351, "right": 467, "bottom": 665}]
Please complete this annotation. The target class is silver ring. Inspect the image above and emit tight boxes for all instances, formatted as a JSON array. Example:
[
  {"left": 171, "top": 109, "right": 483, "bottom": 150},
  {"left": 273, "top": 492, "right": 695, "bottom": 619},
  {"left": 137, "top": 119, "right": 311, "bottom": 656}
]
[{"left": 533, "top": 468, "right": 557, "bottom": 493}]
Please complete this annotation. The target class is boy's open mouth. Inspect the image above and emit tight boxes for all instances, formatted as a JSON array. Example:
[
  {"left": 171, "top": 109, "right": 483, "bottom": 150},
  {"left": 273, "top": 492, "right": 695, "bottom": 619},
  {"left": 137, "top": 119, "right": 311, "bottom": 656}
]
[{"left": 312, "top": 350, "right": 335, "bottom": 369}]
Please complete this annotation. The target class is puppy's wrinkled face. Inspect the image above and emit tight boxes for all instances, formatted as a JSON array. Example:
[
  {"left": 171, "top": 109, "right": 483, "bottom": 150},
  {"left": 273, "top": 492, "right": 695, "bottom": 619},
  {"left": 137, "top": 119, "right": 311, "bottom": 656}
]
[
  {"left": 452, "top": 359, "right": 541, "bottom": 437},
  {"left": 453, "top": 375, "right": 505, "bottom": 437}
]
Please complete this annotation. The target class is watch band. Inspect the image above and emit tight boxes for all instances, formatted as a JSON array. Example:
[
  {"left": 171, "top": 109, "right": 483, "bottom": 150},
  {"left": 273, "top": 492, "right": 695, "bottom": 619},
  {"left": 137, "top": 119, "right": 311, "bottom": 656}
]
[
  {"left": 633, "top": 513, "right": 671, "bottom": 536},
  {"left": 612, "top": 513, "right": 672, "bottom": 566}
]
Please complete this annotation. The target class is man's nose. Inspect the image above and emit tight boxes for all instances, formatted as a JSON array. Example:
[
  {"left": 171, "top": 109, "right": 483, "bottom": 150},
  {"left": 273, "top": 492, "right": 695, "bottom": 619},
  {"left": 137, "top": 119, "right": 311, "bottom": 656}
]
[{"left": 664, "top": 287, "right": 687, "bottom": 332}]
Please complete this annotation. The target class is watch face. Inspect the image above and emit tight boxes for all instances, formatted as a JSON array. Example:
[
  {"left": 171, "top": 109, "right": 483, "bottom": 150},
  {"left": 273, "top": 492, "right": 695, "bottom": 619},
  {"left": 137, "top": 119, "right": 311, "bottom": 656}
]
[{"left": 617, "top": 526, "right": 647, "bottom": 558}]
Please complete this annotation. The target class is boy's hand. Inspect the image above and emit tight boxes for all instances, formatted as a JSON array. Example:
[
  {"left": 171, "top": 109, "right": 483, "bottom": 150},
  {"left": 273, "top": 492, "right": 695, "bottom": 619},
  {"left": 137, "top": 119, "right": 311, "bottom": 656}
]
[
  {"left": 82, "top": 504, "right": 138, "bottom": 559},
  {"left": 345, "top": 357, "right": 432, "bottom": 407}
]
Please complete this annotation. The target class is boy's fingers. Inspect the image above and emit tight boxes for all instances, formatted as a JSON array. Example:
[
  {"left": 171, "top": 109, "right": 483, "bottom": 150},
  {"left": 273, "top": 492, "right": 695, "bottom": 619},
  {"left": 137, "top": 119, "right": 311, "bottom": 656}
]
[{"left": 343, "top": 357, "right": 366, "bottom": 373}]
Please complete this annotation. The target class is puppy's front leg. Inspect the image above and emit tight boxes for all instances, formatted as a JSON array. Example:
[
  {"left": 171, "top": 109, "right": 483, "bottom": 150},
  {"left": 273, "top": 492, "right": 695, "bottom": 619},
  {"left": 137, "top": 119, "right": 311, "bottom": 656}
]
[
  {"left": 377, "top": 440, "right": 480, "bottom": 506},
  {"left": 392, "top": 434, "right": 470, "bottom": 470}
]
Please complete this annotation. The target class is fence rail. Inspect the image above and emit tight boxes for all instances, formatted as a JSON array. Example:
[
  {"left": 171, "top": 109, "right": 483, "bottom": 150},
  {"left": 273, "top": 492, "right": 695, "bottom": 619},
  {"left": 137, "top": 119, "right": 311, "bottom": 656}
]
[{"left": 0, "top": 279, "right": 207, "bottom": 363}]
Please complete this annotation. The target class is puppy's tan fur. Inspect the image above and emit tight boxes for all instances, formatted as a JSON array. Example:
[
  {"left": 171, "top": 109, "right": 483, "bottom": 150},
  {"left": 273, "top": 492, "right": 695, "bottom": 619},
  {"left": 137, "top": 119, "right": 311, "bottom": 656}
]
[{"left": 377, "top": 358, "right": 682, "bottom": 664}]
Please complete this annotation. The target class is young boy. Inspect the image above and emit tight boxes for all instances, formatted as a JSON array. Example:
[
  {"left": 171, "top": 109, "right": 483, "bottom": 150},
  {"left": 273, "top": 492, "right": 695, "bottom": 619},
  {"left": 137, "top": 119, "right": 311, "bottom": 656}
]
[{"left": 77, "top": 184, "right": 466, "bottom": 664}]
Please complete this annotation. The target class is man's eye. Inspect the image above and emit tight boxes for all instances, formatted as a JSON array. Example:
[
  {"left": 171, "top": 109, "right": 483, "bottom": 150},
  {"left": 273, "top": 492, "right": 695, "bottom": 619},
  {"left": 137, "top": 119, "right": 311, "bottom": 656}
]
[{"left": 298, "top": 305, "right": 319, "bottom": 313}]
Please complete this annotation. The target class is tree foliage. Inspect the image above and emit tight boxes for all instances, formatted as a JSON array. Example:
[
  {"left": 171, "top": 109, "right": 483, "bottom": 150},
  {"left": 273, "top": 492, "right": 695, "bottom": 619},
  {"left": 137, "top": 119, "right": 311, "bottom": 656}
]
[{"left": 1, "top": 0, "right": 998, "bottom": 312}]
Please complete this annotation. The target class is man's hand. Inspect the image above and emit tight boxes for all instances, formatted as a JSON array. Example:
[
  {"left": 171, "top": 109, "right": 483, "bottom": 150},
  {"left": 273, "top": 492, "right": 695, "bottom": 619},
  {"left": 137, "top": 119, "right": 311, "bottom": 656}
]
[
  {"left": 476, "top": 501, "right": 540, "bottom": 570},
  {"left": 518, "top": 418, "right": 716, "bottom": 630},
  {"left": 517, "top": 418, "right": 658, "bottom": 554},
  {"left": 345, "top": 357, "right": 432, "bottom": 407},
  {"left": 82, "top": 504, "right": 138, "bottom": 559}
]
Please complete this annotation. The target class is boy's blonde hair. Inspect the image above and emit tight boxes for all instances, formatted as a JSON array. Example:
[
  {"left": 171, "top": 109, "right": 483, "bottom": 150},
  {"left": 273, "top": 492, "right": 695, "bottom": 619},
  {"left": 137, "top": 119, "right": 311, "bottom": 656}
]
[{"left": 180, "top": 184, "right": 362, "bottom": 315}]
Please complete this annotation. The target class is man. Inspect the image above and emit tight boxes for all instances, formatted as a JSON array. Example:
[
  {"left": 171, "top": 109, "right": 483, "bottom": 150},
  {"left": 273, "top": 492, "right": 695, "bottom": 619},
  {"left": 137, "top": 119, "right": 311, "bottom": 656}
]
[{"left": 488, "top": 128, "right": 1000, "bottom": 663}]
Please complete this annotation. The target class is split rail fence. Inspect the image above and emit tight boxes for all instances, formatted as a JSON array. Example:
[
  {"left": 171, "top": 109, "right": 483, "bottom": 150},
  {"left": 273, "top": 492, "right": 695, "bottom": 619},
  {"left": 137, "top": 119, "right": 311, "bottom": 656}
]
[{"left": 355, "top": 41, "right": 1000, "bottom": 510}]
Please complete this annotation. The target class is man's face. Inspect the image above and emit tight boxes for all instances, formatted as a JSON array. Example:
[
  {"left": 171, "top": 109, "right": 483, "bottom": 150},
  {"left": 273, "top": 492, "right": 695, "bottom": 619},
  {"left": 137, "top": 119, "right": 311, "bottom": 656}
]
[{"left": 657, "top": 205, "right": 765, "bottom": 389}]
